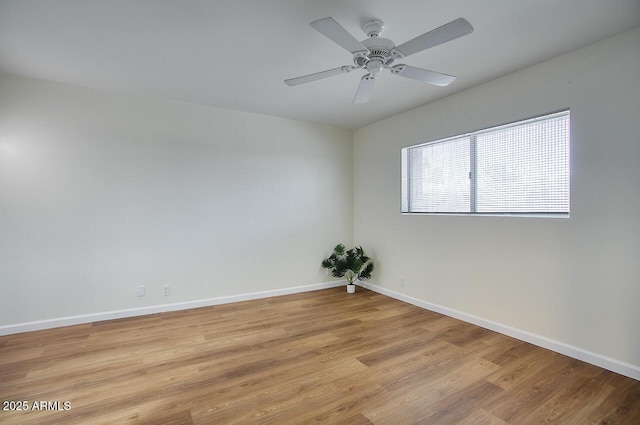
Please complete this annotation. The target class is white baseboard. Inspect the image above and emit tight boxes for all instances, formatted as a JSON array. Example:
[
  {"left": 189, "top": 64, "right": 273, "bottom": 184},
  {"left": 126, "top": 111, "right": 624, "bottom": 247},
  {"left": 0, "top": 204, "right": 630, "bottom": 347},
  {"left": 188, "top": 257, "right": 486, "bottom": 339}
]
[
  {"left": 359, "top": 281, "right": 640, "bottom": 381},
  {"left": 0, "top": 280, "right": 346, "bottom": 336}
]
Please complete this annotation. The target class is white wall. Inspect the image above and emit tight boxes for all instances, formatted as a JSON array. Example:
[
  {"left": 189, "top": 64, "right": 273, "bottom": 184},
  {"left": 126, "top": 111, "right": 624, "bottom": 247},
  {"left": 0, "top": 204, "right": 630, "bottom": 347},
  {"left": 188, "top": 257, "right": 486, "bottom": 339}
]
[
  {"left": 0, "top": 73, "right": 353, "bottom": 326},
  {"left": 354, "top": 28, "right": 640, "bottom": 371}
]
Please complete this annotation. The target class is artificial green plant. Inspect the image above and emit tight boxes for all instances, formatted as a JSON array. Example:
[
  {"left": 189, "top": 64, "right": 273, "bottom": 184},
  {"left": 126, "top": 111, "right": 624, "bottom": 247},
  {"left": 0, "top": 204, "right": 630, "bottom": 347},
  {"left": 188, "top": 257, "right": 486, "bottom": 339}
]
[{"left": 321, "top": 244, "right": 374, "bottom": 285}]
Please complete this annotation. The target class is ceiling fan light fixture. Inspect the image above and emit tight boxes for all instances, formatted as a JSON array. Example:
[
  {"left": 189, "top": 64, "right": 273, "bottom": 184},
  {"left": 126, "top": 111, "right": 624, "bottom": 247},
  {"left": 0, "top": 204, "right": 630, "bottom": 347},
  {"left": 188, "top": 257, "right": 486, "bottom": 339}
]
[{"left": 365, "top": 60, "right": 383, "bottom": 75}]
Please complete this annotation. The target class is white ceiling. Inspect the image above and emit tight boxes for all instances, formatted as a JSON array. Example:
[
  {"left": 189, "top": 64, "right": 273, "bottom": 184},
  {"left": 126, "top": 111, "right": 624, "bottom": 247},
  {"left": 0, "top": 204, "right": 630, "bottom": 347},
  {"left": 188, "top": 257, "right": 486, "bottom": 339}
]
[{"left": 1, "top": 1, "right": 639, "bottom": 129}]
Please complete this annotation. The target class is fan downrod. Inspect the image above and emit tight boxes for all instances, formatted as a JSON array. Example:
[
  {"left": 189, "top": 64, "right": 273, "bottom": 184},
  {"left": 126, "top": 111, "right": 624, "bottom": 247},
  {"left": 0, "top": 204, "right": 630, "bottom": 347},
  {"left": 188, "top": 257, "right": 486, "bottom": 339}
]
[{"left": 362, "top": 19, "right": 384, "bottom": 38}]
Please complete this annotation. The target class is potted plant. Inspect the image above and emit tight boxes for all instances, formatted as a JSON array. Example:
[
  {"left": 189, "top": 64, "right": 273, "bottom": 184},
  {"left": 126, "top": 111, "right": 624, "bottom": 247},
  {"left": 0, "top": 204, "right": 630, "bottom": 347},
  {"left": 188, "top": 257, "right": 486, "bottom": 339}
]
[{"left": 321, "top": 244, "right": 374, "bottom": 293}]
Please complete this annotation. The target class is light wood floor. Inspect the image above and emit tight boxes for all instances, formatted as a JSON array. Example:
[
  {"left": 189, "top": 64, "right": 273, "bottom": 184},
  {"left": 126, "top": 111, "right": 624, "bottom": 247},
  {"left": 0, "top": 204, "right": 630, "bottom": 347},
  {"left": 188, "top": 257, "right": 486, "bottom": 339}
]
[{"left": 1, "top": 287, "right": 639, "bottom": 424}]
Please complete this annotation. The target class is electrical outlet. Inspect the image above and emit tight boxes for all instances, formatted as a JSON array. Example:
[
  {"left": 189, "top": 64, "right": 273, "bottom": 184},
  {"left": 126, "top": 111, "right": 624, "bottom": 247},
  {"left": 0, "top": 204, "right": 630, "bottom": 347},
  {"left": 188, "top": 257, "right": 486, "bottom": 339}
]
[
  {"left": 136, "top": 285, "right": 145, "bottom": 297},
  {"left": 162, "top": 285, "right": 170, "bottom": 296},
  {"left": 401, "top": 277, "right": 406, "bottom": 287}
]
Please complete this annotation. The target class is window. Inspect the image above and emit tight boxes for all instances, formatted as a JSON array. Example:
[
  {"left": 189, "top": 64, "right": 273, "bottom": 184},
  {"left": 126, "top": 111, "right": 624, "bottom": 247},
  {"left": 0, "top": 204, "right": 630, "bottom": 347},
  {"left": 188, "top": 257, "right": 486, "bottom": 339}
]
[{"left": 401, "top": 110, "right": 570, "bottom": 216}]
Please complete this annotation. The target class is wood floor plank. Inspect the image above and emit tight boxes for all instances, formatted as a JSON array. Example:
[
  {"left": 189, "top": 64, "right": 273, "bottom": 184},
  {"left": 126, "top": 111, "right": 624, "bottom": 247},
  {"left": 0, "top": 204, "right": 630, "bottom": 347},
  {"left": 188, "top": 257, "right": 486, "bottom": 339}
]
[
  {"left": 1, "top": 287, "right": 639, "bottom": 424},
  {"left": 484, "top": 343, "right": 560, "bottom": 390},
  {"left": 458, "top": 408, "right": 509, "bottom": 425},
  {"left": 520, "top": 373, "right": 616, "bottom": 425},
  {"left": 414, "top": 380, "right": 505, "bottom": 425}
]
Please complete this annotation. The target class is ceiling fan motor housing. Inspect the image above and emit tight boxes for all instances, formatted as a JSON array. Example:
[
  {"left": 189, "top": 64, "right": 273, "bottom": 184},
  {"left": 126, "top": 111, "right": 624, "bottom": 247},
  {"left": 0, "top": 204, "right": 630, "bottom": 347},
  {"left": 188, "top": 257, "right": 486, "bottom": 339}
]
[{"left": 353, "top": 36, "right": 399, "bottom": 69}]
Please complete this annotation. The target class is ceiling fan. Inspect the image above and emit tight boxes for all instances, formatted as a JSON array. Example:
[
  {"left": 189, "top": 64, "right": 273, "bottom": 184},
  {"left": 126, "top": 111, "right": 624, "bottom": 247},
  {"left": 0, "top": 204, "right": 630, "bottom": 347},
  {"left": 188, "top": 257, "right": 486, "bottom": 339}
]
[{"left": 284, "top": 17, "right": 474, "bottom": 103}]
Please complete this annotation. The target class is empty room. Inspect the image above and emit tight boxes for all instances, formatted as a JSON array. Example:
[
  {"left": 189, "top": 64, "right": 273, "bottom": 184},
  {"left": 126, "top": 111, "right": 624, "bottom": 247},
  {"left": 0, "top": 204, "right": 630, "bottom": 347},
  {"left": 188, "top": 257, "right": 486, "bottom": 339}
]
[{"left": 1, "top": 1, "right": 639, "bottom": 424}]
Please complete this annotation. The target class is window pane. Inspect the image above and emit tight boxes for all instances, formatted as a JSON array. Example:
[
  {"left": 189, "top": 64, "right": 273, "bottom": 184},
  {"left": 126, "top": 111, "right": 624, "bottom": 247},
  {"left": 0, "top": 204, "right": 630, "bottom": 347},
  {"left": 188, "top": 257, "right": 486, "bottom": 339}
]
[
  {"left": 475, "top": 113, "right": 570, "bottom": 213},
  {"left": 405, "top": 136, "right": 470, "bottom": 213}
]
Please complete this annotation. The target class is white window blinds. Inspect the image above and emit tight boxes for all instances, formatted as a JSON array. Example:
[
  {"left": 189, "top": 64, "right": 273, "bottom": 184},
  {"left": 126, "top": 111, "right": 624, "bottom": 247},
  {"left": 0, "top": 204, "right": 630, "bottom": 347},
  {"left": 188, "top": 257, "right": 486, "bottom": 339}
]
[{"left": 401, "top": 110, "right": 570, "bottom": 216}]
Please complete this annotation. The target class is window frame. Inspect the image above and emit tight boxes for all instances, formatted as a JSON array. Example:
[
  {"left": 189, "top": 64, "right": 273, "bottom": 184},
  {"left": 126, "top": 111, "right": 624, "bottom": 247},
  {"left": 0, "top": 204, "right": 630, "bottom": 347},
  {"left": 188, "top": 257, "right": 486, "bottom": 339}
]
[{"left": 401, "top": 110, "right": 571, "bottom": 218}]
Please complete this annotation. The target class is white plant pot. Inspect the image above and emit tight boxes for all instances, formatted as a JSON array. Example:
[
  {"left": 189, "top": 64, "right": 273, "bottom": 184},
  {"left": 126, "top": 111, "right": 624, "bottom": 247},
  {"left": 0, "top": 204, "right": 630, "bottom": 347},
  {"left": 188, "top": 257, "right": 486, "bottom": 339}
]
[{"left": 347, "top": 284, "right": 356, "bottom": 294}]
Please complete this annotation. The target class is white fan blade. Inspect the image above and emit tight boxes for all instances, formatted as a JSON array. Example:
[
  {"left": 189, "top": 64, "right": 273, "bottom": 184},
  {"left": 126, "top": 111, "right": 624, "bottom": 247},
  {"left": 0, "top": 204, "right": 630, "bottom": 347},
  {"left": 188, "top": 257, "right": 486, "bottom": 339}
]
[
  {"left": 395, "top": 18, "right": 474, "bottom": 58},
  {"left": 353, "top": 74, "right": 376, "bottom": 103},
  {"left": 391, "top": 64, "right": 456, "bottom": 86},
  {"left": 284, "top": 66, "right": 353, "bottom": 86},
  {"left": 311, "top": 17, "right": 369, "bottom": 54}
]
